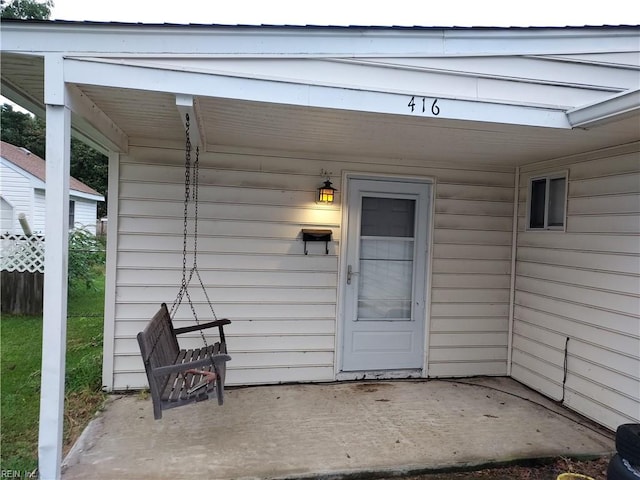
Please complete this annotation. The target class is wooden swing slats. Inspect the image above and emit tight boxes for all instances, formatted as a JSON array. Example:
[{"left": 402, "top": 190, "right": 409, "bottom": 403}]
[
  {"left": 137, "top": 303, "right": 231, "bottom": 419},
  {"left": 162, "top": 343, "right": 223, "bottom": 402},
  {"left": 165, "top": 350, "right": 190, "bottom": 402}
]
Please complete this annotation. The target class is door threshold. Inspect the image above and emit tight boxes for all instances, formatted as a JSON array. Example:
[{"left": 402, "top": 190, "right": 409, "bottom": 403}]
[{"left": 336, "top": 369, "right": 423, "bottom": 381}]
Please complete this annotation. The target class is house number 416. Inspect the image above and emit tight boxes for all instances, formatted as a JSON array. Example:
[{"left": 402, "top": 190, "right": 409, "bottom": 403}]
[{"left": 407, "top": 96, "right": 440, "bottom": 116}]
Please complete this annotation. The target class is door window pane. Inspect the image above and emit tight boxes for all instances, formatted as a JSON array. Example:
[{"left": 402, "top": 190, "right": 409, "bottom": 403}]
[
  {"left": 358, "top": 197, "right": 416, "bottom": 321},
  {"left": 361, "top": 197, "right": 415, "bottom": 237},
  {"left": 358, "top": 239, "right": 414, "bottom": 320}
]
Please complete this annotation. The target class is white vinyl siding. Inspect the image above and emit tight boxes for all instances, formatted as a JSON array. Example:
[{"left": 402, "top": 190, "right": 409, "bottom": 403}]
[
  {"left": 72, "top": 196, "right": 99, "bottom": 234},
  {"left": 33, "top": 189, "right": 46, "bottom": 234},
  {"left": 0, "top": 162, "right": 36, "bottom": 234},
  {"left": 429, "top": 181, "right": 513, "bottom": 377},
  {"left": 1, "top": 197, "right": 13, "bottom": 232},
  {"left": 512, "top": 143, "right": 640, "bottom": 431},
  {"left": 112, "top": 146, "right": 340, "bottom": 389},
  {"left": 110, "top": 145, "right": 514, "bottom": 390}
]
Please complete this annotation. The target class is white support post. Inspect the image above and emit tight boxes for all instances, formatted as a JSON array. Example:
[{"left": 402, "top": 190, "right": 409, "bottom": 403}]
[
  {"left": 101, "top": 151, "right": 120, "bottom": 392},
  {"left": 39, "top": 55, "right": 71, "bottom": 480},
  {"left": 506, "top": 166, "right": 520, "bottom": 377}
]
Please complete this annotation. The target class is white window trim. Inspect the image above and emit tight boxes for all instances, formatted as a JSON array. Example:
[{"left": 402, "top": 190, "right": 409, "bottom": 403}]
[{"left": 526, "top": 170, "right": 568, "bottom": 232}]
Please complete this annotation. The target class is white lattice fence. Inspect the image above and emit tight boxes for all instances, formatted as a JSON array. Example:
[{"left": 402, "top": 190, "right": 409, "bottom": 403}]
[{"left": 0, "top": 233, "right": 45, "bottom": 273}]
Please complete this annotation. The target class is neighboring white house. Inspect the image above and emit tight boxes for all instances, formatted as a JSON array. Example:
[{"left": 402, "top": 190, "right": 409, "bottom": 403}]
[
  {"left": 0, "top": 141, "right": 104, "bottom": 235},
  {"left": 1, "top": 22, "right": 639, "bottom": 478}
]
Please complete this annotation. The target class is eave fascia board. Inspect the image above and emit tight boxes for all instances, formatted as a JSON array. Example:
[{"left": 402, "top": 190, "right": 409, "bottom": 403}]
[
  {"left": 567, "top": 88, "right": 640, "bottom": 128},
  {"left": 64, "top": 58, "right": 571, "bottom": 129},
  {"left": 1, "top": 23, "right": 639, "bottom": 57},
  {"left": 69, "top": 190, "right": 104, "bottom": 202},
  {"left": 66, "top": 84, "right": 129, "bottom": 153},
  {"left": 1, "top": 76, "right": 46, "bottom": 118},
  {"left": 1, "top": 74, "right": 127, "bottom": 154},
  {"left": 68, "top": 125, "right": 111, "bottom": 156}
]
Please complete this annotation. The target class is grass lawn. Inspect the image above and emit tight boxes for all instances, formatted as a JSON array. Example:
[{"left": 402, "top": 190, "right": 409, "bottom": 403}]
[{"left": 1, "top": 272, "right": 106, "bottom": 474}]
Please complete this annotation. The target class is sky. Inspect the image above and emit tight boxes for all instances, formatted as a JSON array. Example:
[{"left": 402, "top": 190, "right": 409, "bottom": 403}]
[{"left": 48, "top": 0, "right": 640, "bottom": 27}]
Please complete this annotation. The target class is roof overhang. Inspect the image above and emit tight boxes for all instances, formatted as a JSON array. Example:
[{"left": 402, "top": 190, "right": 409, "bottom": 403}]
[
  {"left": 63, "top": 57, "right": 572, "bottom": 129},
  {"left": 1, "top": 61, "right": 128, "bottom": 155},
  {"left": 1, "top": 22, "right": 639, "bottom": 166},
  {"left": 567, "top": 88, "right": 640, "bottom": 128},
  {"left": 69, "top": 190, "right": 105, "bottom": 202},
  {"left": 2, "top": 21, "right": 639, "bottom": 57}
]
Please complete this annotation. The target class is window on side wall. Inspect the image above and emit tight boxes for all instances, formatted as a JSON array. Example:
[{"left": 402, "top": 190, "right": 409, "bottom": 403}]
[
  {"left": 69, "top": 200, "right": 75, "bottom": 229},
  {"left": 527, "top": 172, "right": 567, "bottom": 231}
]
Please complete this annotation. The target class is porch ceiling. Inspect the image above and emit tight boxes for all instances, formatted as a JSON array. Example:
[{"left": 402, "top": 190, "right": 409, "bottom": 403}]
[{"left": 2, "top": 52, "right": 638, "bottom": 166}]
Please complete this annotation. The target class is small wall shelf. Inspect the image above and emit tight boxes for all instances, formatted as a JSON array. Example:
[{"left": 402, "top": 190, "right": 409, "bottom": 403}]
[{"left": 301, "top": 229, "right": 332, "bottom": 255}]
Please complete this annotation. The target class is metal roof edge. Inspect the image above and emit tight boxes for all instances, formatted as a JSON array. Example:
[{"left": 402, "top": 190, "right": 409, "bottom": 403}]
[{"left": 1, "top": 18, "right": 639, "bottom": 30}]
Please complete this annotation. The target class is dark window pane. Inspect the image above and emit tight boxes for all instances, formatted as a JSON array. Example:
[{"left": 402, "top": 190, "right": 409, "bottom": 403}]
[
  {"left": 529, "top": 179, "right": 546, "bottom": 228},
  {"left": 69, "top": 200, "right": 75, "bottom": 229},
  {"left": 361, "top": 197, "right": 415, "bottom": 237}
]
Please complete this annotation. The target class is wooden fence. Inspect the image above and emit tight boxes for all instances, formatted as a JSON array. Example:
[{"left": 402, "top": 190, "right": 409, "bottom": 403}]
[
  {"left": 1, "top": 270, "right": 44, "bottom": 315},
  {"left": 1, "top": 233, "right": 45, "bottom": 315}
]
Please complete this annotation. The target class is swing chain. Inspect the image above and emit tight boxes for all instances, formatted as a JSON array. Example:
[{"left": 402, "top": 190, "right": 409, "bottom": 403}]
[
  {"left": 193, "top": 145, "right": 219, "bottom": 324},
  {"left": 170, "top": 113, "right": 219, "bottom": 354},
  {"left": 181, "top": 116, "right": 191, "bottom": 294},
  {"left": 171, "top": 114, "right": 192, "bottom": 315},
  {"left": 192, "top": 145, "right": 199, "bottom": 265}
]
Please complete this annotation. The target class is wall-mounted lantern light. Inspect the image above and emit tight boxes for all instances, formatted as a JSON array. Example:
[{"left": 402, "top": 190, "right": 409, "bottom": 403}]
[{"left": 317, "top": 179, "right": 336, "bottom": 204}]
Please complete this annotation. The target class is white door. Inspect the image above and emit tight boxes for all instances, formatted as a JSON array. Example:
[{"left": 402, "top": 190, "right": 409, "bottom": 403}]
[{"left": 341, "top": 177, "right": 431, "bottom": 372}]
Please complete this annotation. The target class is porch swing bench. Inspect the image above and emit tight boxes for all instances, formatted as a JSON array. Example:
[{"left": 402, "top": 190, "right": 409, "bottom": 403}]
[
  {"left": 138, "top": 303, "right": 231, "bottom": 420},
  {"left": 136, "top": 111, "right": 232, "bottom": 420}
]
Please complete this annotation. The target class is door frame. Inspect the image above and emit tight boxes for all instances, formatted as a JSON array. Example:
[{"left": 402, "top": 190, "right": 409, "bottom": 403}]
[{"left": 335, "top": 172, "right": 436, "bottom": 380}]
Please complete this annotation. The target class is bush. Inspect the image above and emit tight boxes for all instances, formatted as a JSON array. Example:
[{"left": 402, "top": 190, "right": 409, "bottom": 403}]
[
  {"left": 68, "top": 227, "right": 106, "bottom": 291},
  {"left": 66, "top": 350, "right": 103, "bottom": 392}
]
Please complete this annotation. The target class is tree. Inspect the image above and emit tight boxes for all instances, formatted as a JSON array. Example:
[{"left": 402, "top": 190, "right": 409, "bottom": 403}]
[
  {"left": 70, "top": 141, "right": 109, "bottom": 218},
  {"left": 1, "top": 104, "right": 46, "bottom": 158},
  {"left": 0, "top": 0, "right": 53, "bottom": 20},
  {"left": 1, "top": 0, "right": 52, "bottom": 20}
]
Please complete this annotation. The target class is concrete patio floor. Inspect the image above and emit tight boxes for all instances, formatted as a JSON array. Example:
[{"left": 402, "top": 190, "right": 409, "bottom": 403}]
[{"left": 61, "top": 377, "right": 614, "bottom": 480}]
